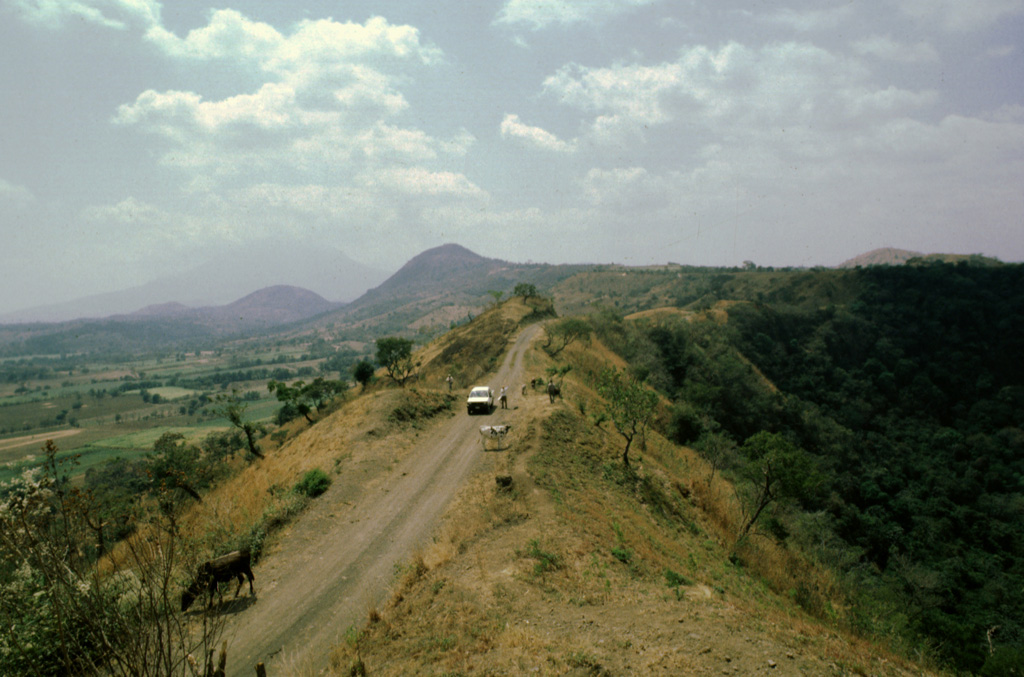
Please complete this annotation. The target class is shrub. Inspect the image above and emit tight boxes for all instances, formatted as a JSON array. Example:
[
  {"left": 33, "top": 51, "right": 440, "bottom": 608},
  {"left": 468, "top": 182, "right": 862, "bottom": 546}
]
[
  {"left": 522, "top": 539, "right": 562, "bottom": 576},
  {"left": 294, "top": 468, "right": 331, "bottom": 498},
  {"left": 664, "top": 568, "right": 693, "bottom": 588}
]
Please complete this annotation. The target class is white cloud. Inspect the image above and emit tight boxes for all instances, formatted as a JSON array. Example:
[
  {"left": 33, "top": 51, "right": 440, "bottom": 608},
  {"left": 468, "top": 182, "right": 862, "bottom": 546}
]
[
  {"left": 580, "top": 166, "right": 672, "bottom": 210},
  {"left": 986, "top": 44, "right": 1017, "bottom": 58},
  {"left": 145, "top": 11, "right": 440, "bottom": 72},
  {"left": 80, "top": 196, "right": 171, "bottom": 226},
  {"left": 500, "top": 114, "right": 576, "bottom": 152},
  {"left": 108, "top": 10, "right": 458, "bottom": 198},
  {"left": 115, "top": 84, "right": 305, "bottom": 134},
  {"left": 852, "top": 35, "right": 940, "bottom": 63},
  {"left": 365, "top": 167, "right": 486, "bottom": 199},
  {"left": 544, "top": 41, "right": 937, "bottom": 144},
  {"left": 494, "top": 0, "right": 661, "bottom": 29},
  {"left": 0, "top": 178, "right": 35, "bottom": 209},
  {"left": 10, "top": 0, "right": 160, "bottom": 30}
]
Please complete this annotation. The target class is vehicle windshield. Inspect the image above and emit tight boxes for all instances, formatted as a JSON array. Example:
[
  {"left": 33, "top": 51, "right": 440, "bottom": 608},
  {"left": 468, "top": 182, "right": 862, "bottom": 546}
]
[{"left": 469, "top": 388, "right": 490, "bottom": 398}]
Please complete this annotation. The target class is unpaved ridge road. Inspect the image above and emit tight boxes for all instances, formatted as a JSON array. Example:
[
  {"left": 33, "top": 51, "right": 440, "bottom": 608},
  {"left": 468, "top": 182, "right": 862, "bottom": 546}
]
[{"left": 222, "top": 325, "right": 540, "bottom": 675}]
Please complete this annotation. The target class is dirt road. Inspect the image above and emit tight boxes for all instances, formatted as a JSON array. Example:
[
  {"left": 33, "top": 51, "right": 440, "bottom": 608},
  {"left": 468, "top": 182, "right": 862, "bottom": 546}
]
[{"left": 221, "top": 324, "right": 540, "bottom": 675}]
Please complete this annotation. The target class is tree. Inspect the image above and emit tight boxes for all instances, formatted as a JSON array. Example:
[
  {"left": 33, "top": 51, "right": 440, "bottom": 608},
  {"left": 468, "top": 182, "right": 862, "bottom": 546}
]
[
  {"left": 268, "top": 377, "right": 347, "bottom": 424},
  {"left": 545, "top": 363, "right": 572, "bottom": 385},
  {"left": 597, "top": 368, "right": 659, "bottom": 467},
  {"left": 735, "top": 431, "right": 820, "bottom": 539},
  {"left": 375, "top": 337, "right": 417, "bottom": 387},
  {"left": 302, "top": 377, "right": 347, "bottom": 414},
  {"left": 215, "top": 392, "right": 265, "bottom": 458},
  {"left": 149, "top": 432, "right": 204, "bottom": 503},
  {"left": 544, "top": 316, "right": 592, "bottom": 357},
  {"left": 514, "top": 282, "right": 538, "bottom": 298},
  {"left": 352, "top": 360, "right": 375, "bottom": 390},
  {"left": 487, "top": 290, "right": 504, "bottom": 306},
  {"left": 319, "top": 349, "right": 357, "bottom": 377},
  {"left": 0, "top": 442, "right": 225, "bottom": 675}
]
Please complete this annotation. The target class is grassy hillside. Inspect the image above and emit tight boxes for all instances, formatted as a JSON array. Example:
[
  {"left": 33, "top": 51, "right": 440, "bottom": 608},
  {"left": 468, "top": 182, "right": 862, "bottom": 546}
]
[
  {"left": 328, "top": 323, "right": 930, "bottom": 676},
  {"left": 5, "top": 260, "right": 1019, "bottom": 675}
]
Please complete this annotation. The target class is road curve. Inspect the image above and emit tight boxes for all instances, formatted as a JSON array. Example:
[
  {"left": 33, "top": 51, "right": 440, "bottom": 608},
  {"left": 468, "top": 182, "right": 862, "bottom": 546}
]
[{"left": 222, "top": 323, "right": 540, "bottom": 675}]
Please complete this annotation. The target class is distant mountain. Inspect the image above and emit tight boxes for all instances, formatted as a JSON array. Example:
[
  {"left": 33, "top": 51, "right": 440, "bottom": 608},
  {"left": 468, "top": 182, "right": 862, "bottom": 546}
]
[
  {"left": 837, "top": 248, "right": 923, "bottom": 268},
  {"left": 0, "top": 243, "right": 588, "bottom": 354},
  {"left": 317, "top": 243, "right": 587, "bottom": 338},
  {"left": 358, "top": 244, "right": 506, "bottom": 301},
  {"left": 838, "top": 248, "right": 1004, "bottom": 269},
  {"left": 125, "top": 285, "right": 341, "bottom": 330},
  {"left": 0, "top": 286, "right": 343, "bottom": 356},
  {"left": 0, "top": 240, "right": 390, "bottom": 324}
]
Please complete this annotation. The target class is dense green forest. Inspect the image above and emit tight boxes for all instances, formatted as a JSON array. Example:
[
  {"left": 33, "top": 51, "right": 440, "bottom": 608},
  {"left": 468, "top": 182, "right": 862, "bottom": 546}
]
[{"left": 594, "top": 262, "right": 1024, "bottom": 674}]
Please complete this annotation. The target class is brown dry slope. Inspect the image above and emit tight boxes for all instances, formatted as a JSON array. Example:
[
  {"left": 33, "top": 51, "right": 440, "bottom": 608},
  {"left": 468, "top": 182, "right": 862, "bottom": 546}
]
[
  {"left": 220, "top": 324, "right": 540, "bottom": 675},
  {"left": 328, "top": 340, "right": 937, "bottom": 676}
]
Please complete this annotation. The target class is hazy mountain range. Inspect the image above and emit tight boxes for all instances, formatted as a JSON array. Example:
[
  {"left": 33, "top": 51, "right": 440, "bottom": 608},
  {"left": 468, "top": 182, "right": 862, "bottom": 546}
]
[
  {"left": 2, "top": 245, "right": 1003, "bottom": 331},
  {"left": 1, "top": 240, "right": 390, "bottom": 324}
]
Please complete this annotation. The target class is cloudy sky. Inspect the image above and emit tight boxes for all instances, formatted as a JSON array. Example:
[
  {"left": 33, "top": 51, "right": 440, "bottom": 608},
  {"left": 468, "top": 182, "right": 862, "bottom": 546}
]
[{"left": 1, "top": 0, "right": 1022, "bottom": 313}]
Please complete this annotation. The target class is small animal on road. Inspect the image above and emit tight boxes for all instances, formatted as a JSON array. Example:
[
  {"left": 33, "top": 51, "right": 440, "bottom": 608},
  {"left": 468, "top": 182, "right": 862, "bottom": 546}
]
[
  {"left": 479, "top": 424, "right": 512, "bottom": 450},
  {"left": 181, "top": 550, "right": 255, "bottom": 612}
]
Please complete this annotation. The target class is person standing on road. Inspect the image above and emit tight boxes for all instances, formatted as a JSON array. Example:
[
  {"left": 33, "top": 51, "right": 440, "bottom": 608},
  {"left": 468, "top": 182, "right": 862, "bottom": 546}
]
[{"left": 499, "top": 385, "right": 508, "bottom": 409}]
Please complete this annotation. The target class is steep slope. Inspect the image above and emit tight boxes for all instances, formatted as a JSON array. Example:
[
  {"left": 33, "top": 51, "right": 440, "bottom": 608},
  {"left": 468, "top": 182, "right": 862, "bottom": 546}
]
[{"left": 326, "top": 324, "right": 933, "bottom": 676}]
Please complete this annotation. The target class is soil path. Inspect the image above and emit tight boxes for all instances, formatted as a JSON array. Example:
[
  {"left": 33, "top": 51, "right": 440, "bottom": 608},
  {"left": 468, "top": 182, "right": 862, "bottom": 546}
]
[
  {"left": 222, "top": 324, "right": 541, "bottom": 675},
  {"left": 0, "top": 428, "right": 81, "bottom": 453}
]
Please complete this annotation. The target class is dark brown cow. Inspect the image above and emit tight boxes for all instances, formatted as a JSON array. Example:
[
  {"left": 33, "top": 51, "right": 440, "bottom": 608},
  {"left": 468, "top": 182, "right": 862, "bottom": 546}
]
[{"left": 181, "top": 550, "right": 255, "bottom": 612}]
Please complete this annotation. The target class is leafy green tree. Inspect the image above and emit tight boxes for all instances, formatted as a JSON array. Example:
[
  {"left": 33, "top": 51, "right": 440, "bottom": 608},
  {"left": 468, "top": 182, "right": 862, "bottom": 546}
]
[
  {"left": 545, "top": 363, "right": 573, "bottom": 384},
  {"left": 375, "top": 337, "right": 417, "bottom": 387},
  {"left": 543, "top": 316, "right": 592, "bottom": 357},
  {"left": 352, "top": 360, "right": 375, "bottom": 390},
  {"left": 302, "top": 377, "right": 346, "bottom": 413},
  {"left": 735, "top": 431, "right": 820, "bottom": 538},
  {"left": 268, "top": 380, "right": 311, "bottom": 423},
  {"left": 84, "top": 457, "right": 149, "bottom": 548},
  {"left": 149, "top": 432, "right": 204, "bottom": 503},
  {"left": 268, "top": 377, "right": 347, "bottom": 424},
  {"left": 319, "top": 348, "right": 358, "bottom": 377},
  {"left": 597, "top": 367, "right": 659, "bottom": 467},
  {"left": 514, "top": 282, "right": 538, "bottom": 298},
  {"left": 215, "top": 392, "right": 265, "bottom": 458}
]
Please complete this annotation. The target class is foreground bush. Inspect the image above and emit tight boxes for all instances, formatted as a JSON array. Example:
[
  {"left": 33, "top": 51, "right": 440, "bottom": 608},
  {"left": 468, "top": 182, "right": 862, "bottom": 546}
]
[{"left": 294, "top": 468, "right": 332, "bottom": 498}]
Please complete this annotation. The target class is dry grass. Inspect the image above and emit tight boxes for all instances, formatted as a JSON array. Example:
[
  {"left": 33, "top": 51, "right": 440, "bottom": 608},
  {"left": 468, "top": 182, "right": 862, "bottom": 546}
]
[
  {"left": 99, "top": 301, "right": 934, "bottom": 676},
  {"left": 325, "top": 333, "right": 934, "bottom": 677}
]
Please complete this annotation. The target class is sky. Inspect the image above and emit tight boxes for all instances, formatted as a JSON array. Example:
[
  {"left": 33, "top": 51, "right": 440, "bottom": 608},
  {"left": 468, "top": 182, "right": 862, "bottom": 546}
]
[{"left": 1, "top": 0, "right": 1022, "bottom": 314}]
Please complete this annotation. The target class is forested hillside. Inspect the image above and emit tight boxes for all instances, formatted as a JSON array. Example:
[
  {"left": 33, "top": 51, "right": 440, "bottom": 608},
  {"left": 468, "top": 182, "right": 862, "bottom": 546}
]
[{"left": 592, "top": 262, "right": 1024, "bottom": 674}]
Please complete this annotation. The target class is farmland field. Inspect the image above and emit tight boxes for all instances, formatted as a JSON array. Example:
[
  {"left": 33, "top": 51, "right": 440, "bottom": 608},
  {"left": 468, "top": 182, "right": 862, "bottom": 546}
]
[{"left": 0, "top": 337, "right": 363, "bottom": 484}]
